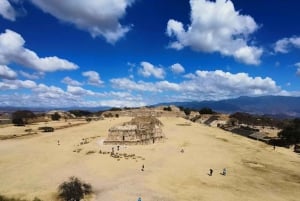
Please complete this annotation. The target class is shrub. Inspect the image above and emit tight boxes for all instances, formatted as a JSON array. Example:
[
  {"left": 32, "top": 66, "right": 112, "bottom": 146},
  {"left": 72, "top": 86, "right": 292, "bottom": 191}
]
[
  {"left": 183, "top": 108, "right": 191, "bottom": 116},
  {"left": 51, "top": 112, "right": 61, "bottom": 121},
  {"left": 69, "top": 110, "right": 92, "bottom": 117},
  {"left": 12, "top": 110, "right": 36, "bottom": 126},
  {"left": 199, "top": 107, "right": 215, "bottom": 114},
  {"left": 278, "top": 118, "right": 300, "bottom": 145},
  {"left": 108, "top": 107, "right": 122, "bottom": 111},
  {"left": 86, "top": 150, "right": 96, "bottom": 155},
  {"left": 163, "top": 106, "right": 172, "bottom": 111},
  {"left": 104, "top": 113, "right": 114, "bottom": 118},
  {"left": 0, "top": 194, "right": 42, "bottom": 201},
  {"left": 58, "top": 177, "right": 92, "bottom": 201},
  {"left": 38, "top": 127, "right": 54, "bottom": 132}
]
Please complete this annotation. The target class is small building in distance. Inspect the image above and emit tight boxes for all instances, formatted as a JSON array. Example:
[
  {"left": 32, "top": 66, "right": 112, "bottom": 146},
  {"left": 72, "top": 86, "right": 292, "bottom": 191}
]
[{"left": 104, "top": 116, "right": 165, "bottom": 145}]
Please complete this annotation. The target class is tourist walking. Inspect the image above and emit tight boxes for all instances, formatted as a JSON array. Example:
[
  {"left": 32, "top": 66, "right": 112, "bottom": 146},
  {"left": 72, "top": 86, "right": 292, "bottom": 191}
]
[
  {"left": 222, "top": 168, "right": 226, "bottom": 176},
  {"left": 209, "top": 169, "right": 213, "bottom": 176}
]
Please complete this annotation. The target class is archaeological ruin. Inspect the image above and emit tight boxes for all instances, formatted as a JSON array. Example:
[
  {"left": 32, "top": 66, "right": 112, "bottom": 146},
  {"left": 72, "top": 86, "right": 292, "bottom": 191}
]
[{"left": 104, "top": 116, "right": 165, "bottom": 145}]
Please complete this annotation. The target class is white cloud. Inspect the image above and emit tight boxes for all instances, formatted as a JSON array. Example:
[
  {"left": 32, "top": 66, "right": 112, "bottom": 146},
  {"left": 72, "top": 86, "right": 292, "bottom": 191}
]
[
  {"left": 19, "top": 70, "right": 44, "bottom": 80},
  {"left": 0, "top": 65, "right": 17, "bottom": 79},
  {"left": 111, "top": 70, "right": 284, "bottom": 101},
  {"left": 0, "top": 78, "right": 147, "bottom": 107},
  {"left": 139, "top": 61, "right": 165, "bottom": 79},
  {"left": 274, "top": 36, "right": 300, "bottom": 53},
  {"left": 3, "top": 83, "right": 80, "bottom": 107},
  {"left": 295, "top": 63, "right": 300, "bottom": 68},
  {"left": 67, "top": 85, "right": 95, "bottom": 96},
  {"left": 156, "top": 80, "right": 180, "bottom": 91},
  {"left": 30, "top": 0, "right": 134, "bottom": 44},
  {"left": 33, "top": 84, "right": 65, "bottom": 94},
  {"left": 99, "top": 99, "right": 145, "bottom": 108},
  {"left": 61, "top": 76, "right": 82, "bottom": 86},
  {"left": 0, "top": 79, "right": 36, "bottom": 90},
  {"left": 170, "top": 63, "right": 185, "bottom": 74},
  {"left": 82, "top": 71, "right": 104, "bottom": 86},
  {"left": 0, "top": 29, "right": 79, "bottom": 72},
  {"left": 166, "top": 0, "right": 262, "bottom": 65},
  {"left": 110, "top": 78, "right": 158, "bottom": 92},
  {"left": 0, "top": 0, "right": 16, "bottom": 21},
  {"left": 31, "top": 84, "right": 87, "bottom": 105},
  {"left": 295, "top": 63, "right": 300, "bottom": 76}
]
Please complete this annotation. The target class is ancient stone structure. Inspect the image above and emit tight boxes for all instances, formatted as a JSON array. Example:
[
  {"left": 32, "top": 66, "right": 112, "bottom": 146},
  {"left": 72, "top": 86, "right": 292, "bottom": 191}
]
[
  {"left": 104, "top": 116, "right": 165, "bottom": 145},
  {"left": 101, "top": 105, "right": 185, "bottom": 118}
]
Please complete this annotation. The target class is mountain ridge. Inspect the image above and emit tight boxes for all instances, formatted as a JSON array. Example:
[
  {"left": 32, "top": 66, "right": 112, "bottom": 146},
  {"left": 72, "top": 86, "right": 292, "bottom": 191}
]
[
  {"left": 1, "top": 96, "right": 300, "bottom": 118},
  {"left": 155, "top": 95, "right": 300, "bottom": 117}
]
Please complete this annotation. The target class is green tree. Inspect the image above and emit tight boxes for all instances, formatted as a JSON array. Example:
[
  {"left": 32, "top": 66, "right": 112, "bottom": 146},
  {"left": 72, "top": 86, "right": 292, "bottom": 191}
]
[
  {"left": 163, "top": 106, "right": 172, "bottom": 111},
  {"left": 278, "top": 118, "right": 300, "bottom": 145},
  {"left": 58, "top": 177, "right": 92, "bottom": 201},
  {"left": 12, "top": 110, "right": 36, "bottom": 126},
  {"left": 69, "top": 110, "right": 92, "bottom": 117},
  {"left": 199, "top": 107, "right": 215, "bottom": 114},
  {"left": 183, "top": 108, "right": 191, "bottom": 116},
  {"left": 51, "top": 112, "right": 61, "bottom": 121}
]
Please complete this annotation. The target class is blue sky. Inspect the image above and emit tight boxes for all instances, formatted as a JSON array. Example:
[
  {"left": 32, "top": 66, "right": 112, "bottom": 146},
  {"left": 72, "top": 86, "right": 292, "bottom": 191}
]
[{"left": 0, "top": 0, "right": 300, "bottom": 108}]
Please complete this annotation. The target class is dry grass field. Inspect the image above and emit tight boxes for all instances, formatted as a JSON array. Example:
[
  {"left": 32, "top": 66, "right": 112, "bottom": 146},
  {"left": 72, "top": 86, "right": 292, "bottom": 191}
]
[{"left": 0, "top": 117, "right": 299, "bottom": 201}]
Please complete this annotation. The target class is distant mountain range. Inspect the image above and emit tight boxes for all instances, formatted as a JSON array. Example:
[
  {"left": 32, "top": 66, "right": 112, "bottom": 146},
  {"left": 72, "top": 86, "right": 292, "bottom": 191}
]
[
  {"left": 156, "top": 96, "right": 300, "bottom": 118},
  {"left": 0, "top": 106, "right": 110, "bottom": 113},
  {"left": 1, "top": 96, "right": 300, "bottom": 118}
]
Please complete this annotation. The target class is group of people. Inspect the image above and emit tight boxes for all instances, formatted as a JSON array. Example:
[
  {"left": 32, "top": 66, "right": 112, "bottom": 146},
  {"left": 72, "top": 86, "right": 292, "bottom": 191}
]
[
  {"left": 111, "top": 145, "right": 121, "bottom": 154},
  {"left": 209, "top": 168, "right": 226, "bottom": 176}
]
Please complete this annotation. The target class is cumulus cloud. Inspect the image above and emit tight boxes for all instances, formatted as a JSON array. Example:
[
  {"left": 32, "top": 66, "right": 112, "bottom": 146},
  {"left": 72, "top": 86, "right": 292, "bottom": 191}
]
[
  {"left": 82, "top": 71, "right": 104, "bottom": 86},
  {"left": 32, "top": 84, "right": 69, "bottom": 99},
  {"left": 295, "top": 63, "right": 300, "bottom": 68},
  {"left": 19, "top": 70, "right": 44, "bottom": 80},
  {"left": 166, "top": 0, "right": 262, "bottom": 65},
  {"left": 61, "top": 76, "right": 82, "bottom": 86},
  {"left": 0, "top": 79, "right": 36, "bottom": 90},
  {"left": 30, "top": 0, "right": 135, "bottom": 44},
  {"left": 99, "top": 99, "right": 145, "bottom": 108},
  {"left": 170, "top": 63, "right": 185, "bottom": 74},
  {"left": 110, "top": 78, "right": 159, "bottom": 92},
  {"left": 295, "top": 63, "right": 300, "bottom": 76},
  {"left": 0, "top": 29, "right": 79, "bottom": 72},
  {"left": 0, "top": 0, "right": 16, "bottom": 21},
  {"left": 111, "top": 70, "right": 284, "bottom": 101},
  {"left": 67, "top": 85, "right": 96, "bottom": 96},
  {"left": 0, "top": 81, "right": 77, "bottom": 106},
  {"left": 274, "top": 36, "right": 300, "bottom": 53},
  {"left": 0, "top": 65, "right": 17, "bottom": 79},
  {"left": 0, "top": 78, "right": 147, "bottom": 107},
  {"left": 187, "top": 70, "right": 280, "bottom": 98},
  {"left": 139, "top": 61, "right": 165, "bottom": 79},
  {"left": 24, "top": 84, "right": 80, "bottom": 106}
]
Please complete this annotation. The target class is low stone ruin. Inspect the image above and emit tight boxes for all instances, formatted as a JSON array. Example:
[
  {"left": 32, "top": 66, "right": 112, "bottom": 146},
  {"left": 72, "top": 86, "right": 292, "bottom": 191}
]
[{"left": 104, "top": 116, "right": 165, "bottom": 145}]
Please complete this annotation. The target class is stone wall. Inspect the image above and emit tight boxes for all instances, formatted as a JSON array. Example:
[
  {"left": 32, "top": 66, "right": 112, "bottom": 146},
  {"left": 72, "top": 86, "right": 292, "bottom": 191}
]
[{"left": 104, "top": 116, "right": 165, "bottom": 145}]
